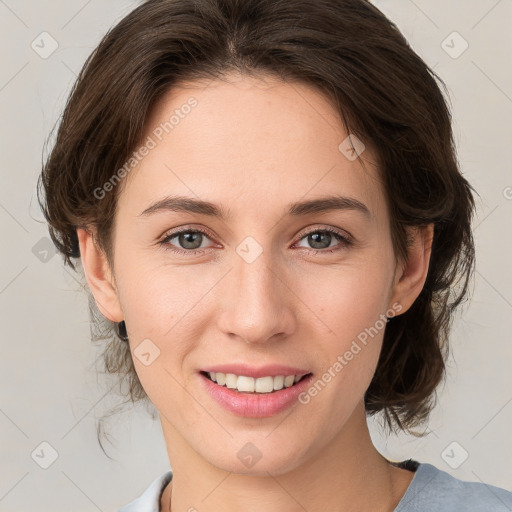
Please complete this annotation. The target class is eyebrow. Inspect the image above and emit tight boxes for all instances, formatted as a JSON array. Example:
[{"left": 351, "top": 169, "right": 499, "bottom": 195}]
[{"left": 138, "top": 194, "right": 371, "bottom": 220}]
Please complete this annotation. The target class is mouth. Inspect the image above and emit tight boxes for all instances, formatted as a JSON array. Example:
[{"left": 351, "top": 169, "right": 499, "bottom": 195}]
[
  {"left": 198, "top": 368, "right": 315, "bottom": 417},
  {"left": 199, "top": 370, "right": 313, "bottom": 395}
]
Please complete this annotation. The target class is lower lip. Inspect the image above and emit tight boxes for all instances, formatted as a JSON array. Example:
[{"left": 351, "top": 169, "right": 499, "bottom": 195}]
[{"left": 199, "top": 372, "right": 314, "bottom": 418}]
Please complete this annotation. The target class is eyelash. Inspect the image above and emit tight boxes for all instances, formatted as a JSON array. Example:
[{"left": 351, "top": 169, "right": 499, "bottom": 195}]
[{"left": 159, "top": 226, "right": 353, "bottom": 256}]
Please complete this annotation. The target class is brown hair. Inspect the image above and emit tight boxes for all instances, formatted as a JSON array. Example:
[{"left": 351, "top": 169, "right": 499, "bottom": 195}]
[{"left": 38, "top": 0, "right": 476, "bottom": 438}]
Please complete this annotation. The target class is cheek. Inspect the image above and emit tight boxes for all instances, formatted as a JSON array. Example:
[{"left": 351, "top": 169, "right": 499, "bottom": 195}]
[
  {"left": 294, "top": 256, "right": 394, "bottom": 344},
  {"left": 292, "top": 254, "right": 394, "bottom": 402},
  {"left": 113, "top": 260, "right": 220, "bottom": 410},
  {"left": 115, "top": 258, "right": 211, "bottom": 340}
]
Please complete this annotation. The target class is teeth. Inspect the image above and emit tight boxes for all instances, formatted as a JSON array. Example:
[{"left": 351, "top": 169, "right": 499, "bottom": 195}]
[
  {"left": 206, "top": 372, "right": 307, "bottom": 393},
  {"left": 284, "top": 375, "right": 295, "bottom": 388},
  {"left": 225, "top": 373, "right": 238, "bottom": 389},
  {"left": 237, "top": 375, "right": 255, "bottom": 392},
  {"left": 273, "top": 375, "right": 284, "bottom": 390},
  {"left": 255, "top": 376, "right": 274, "bottom": 393}
]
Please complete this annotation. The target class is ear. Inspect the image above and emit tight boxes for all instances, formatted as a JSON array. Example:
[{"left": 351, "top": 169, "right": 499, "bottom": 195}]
[
  {"left": 76, "top": 227, "right": 123, "bottom": 323},
  {"left": 388, "top": 223, "right": 434, "bottom": 315}
]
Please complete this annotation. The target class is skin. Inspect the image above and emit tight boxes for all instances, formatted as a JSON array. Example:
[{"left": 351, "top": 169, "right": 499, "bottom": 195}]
[{"left": 77, "top": 71, "right": 433, "bottom": 512}]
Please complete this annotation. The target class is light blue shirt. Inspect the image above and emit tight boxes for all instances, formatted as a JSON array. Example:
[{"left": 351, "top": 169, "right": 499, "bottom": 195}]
[{"left": 118, "top": 461, "right": 512, "bottom": 511}]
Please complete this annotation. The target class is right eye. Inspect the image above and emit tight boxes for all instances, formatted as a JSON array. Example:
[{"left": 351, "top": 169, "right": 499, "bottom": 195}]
[{"left": 160, "top": 228, "right": 217, "bottom": 255}]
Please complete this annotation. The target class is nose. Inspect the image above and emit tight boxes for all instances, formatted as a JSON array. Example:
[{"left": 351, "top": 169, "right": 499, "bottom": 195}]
[{"left": 216, "top": 248, "right": 297, "bottom": 345}]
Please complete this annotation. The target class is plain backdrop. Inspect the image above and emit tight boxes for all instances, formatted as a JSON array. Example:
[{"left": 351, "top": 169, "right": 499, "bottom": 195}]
[{"left": 0, "top": 0, "right": 511, "bottom": 510}]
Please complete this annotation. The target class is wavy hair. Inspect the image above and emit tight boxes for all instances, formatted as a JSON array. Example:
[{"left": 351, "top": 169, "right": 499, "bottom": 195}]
[{"left": 38, "top": 0, "right": 476, "bottom": 442}]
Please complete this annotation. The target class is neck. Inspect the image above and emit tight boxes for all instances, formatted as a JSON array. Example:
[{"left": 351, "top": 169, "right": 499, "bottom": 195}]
[{"left": 159, "top": 403, "right": 414, "bottom": 512}]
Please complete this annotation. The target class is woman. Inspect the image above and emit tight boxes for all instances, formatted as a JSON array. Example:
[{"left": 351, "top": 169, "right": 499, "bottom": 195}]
[{"left": 38, "top": 0, "right": 512, "bottom": 510}]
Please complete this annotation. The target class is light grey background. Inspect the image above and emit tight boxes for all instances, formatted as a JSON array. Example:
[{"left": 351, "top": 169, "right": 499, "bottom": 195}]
[{"left": 0, "top": 0, "right": 511, "bottom": 510}]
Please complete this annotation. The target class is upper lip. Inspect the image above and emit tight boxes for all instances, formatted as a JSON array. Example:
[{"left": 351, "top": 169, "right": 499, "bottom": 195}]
[{"left": 200, "top": 364, "right": 312, "bottom": 379}]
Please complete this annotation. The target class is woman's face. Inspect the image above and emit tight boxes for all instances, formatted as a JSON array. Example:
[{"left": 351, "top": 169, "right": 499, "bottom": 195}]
[{"left": 83, "top": 72, "right": 425, "bottom": 475}]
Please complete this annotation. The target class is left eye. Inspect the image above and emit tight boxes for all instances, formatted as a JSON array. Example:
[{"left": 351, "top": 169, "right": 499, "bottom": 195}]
[{"left": 295, "top": 229, "right": 351, "bottom": 252}]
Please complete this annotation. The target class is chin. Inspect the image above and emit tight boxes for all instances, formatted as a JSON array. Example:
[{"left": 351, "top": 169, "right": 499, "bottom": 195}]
[{"left": 199, "top": 438, "right": 310, "bottom": 477}]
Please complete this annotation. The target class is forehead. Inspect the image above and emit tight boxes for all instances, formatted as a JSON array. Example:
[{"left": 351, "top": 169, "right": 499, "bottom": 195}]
[{"left": 117, "top": 72, "right": 387, "bottom": 223}]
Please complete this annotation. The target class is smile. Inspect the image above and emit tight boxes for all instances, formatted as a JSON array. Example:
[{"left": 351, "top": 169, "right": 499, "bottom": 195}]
[
  {"left": 199, "top": 370, "right": 314, "bottom": 418},
  {"left": 202, "top": 371, "right": 310, "bottom": 394}
]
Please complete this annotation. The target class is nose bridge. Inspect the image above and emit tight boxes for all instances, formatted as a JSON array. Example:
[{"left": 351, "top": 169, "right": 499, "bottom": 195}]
[
  {"left": 218, "top": 242, "right": 294, "bottom": 344},
  {"left": 237, "top": 249, "right": 276, "bottom": 304}
]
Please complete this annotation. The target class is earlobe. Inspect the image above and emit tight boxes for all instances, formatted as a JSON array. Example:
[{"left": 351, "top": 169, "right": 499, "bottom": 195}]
[
  {"left": 76, "top": 227, "right": 123, "bottom": 323},
  {"left": 388, "top": 223, "right": 434, "bottom": 315}
]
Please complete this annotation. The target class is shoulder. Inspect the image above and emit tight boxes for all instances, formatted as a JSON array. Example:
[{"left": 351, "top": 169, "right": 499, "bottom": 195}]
[
  {"left": 395, "top": 462, "right": 512, "bottom": 512},
  {"left": 117, "top": 470, "right": 173, "bottom": 512}
]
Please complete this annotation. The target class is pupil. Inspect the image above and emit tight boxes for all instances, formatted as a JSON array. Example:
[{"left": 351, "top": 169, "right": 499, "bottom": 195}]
[
  {"left": 309, "top": 232, "right": 331, "bottom": 249},
  {"left": 180, "top": 232, "right": 202, "bottom": 249}
]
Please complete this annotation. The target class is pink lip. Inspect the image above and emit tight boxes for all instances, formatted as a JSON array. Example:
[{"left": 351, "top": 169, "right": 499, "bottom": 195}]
[
  {"left": 200, "top": 363, "right": 311, "bottom": 379},
  {"left": 198, "top": 371, "right": 314, "bottom": 418}
]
